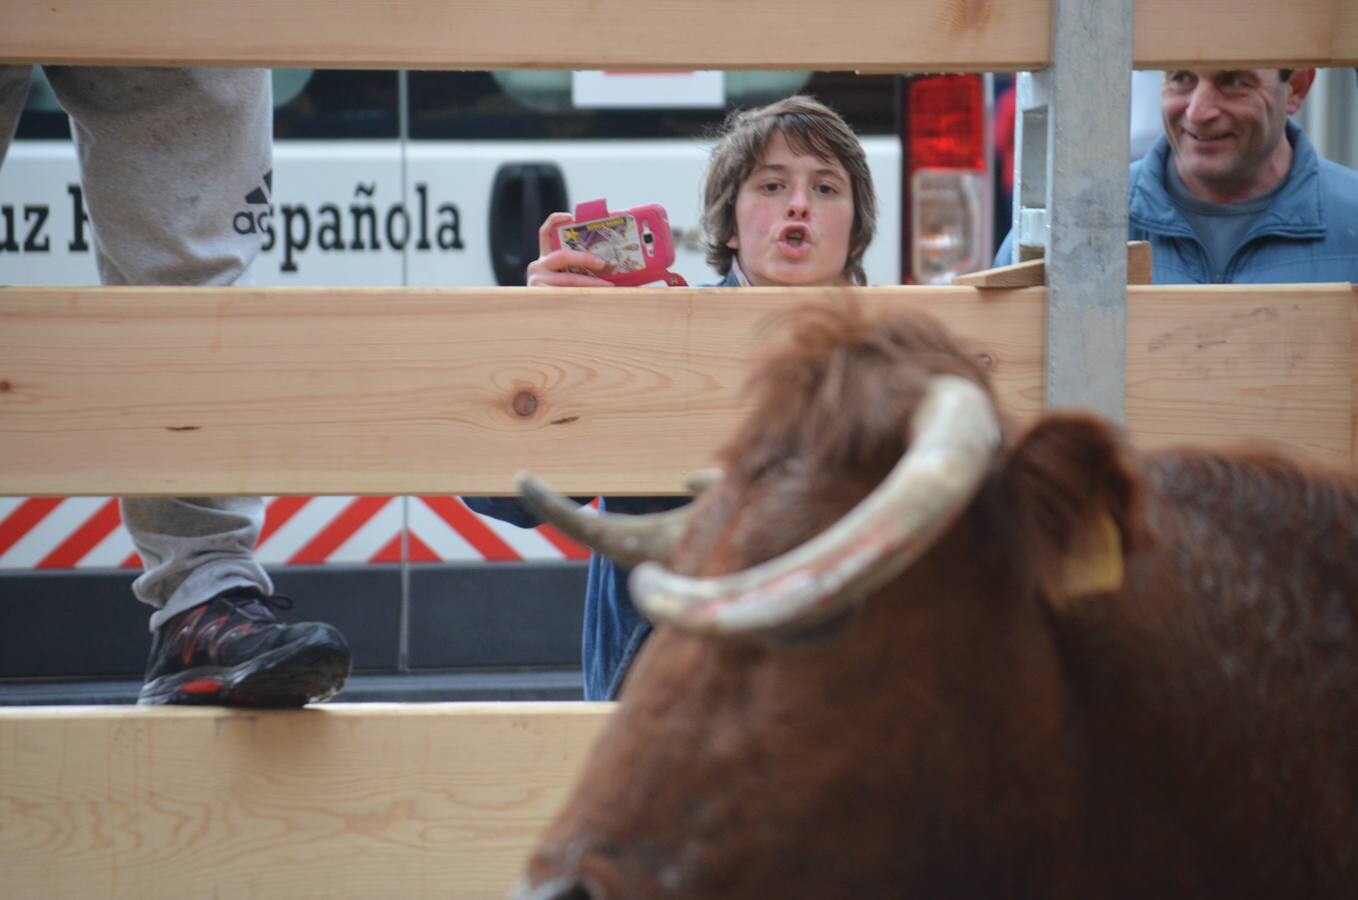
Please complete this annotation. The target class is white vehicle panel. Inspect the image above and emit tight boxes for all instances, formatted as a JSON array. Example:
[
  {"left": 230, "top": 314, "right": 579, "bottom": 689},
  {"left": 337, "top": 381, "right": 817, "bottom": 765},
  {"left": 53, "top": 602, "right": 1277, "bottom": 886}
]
[{"left": 0, "top": 138, "right": 900, "bottom": 286}]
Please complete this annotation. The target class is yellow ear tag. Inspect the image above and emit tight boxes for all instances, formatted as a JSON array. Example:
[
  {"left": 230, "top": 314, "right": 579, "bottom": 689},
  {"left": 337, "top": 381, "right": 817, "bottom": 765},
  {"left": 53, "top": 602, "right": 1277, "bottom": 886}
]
[{"left": 1058, "top": 508, "right": 1124, "bottom": 601}]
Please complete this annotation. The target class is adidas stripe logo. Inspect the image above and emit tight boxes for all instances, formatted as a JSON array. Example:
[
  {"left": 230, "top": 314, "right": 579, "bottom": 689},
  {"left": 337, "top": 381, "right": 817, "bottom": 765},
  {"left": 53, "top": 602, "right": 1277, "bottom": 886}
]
[{"left": 233, "top": 170, "right": 273, "bottom": 236}]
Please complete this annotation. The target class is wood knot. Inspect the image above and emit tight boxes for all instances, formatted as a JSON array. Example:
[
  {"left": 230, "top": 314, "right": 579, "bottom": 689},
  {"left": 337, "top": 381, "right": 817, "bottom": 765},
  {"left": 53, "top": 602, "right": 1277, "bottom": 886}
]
[
  {"left": 0, "top": 379, "right": 10, "bottom": 392},
  {"left": 512, "top": 390, "right": 539, "bottom": 418}
]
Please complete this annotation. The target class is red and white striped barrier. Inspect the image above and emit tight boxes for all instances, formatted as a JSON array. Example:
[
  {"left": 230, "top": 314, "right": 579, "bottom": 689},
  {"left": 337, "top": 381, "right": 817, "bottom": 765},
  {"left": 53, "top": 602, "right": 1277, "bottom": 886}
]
[{"left": 0, "top": 496, "right": 588, "bottom": 570}]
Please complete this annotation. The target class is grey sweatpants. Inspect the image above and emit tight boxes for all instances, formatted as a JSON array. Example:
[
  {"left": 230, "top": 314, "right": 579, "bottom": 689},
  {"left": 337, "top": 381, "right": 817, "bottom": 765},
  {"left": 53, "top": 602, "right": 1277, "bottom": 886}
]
[{"left": 0, "top": 67, "right": 274, "bottom": 630}]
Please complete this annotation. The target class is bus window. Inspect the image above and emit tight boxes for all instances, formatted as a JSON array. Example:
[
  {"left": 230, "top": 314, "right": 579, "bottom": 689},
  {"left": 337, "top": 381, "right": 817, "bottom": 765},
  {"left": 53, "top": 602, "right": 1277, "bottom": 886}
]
[{"left": 406, "top": 70, "right": 897, "bottom": 140}]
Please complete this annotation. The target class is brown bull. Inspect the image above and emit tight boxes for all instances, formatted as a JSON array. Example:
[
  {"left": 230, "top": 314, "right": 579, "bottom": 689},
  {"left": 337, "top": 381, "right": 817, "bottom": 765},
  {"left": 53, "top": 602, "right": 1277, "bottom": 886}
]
[{"left": 514, "top": 303, "right": 1358, "bottom": 900}]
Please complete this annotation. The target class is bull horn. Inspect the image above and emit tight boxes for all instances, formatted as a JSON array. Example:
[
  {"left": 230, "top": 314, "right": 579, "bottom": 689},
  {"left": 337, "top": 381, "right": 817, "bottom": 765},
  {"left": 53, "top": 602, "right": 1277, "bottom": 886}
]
[
  {"left": 514, "top": 471, "right": 716, "bottom": 568},
  {"left": 683, "top": 467, "right": 724, "bottom": 496},
  {"left": 629, "top": 375, "right": 1000, "bottom": 637}
]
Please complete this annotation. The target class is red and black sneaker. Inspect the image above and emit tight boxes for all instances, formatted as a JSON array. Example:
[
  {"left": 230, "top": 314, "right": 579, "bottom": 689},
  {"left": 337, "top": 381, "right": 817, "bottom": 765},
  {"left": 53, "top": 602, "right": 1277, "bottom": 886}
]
[{"left": 137, "top": 587, "right": 351, "bottom": 707}]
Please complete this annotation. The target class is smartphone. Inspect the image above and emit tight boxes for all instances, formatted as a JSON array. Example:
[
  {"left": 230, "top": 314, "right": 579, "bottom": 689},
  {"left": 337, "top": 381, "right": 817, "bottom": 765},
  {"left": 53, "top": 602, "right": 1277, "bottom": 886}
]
[{"left": 551, "top": 198, "right": 686, "bottom": 286}]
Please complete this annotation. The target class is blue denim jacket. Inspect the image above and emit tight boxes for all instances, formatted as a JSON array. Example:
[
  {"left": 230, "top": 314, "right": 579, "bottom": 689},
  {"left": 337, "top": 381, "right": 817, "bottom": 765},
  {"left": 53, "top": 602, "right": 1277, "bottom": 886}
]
[
  {"left": 463, "top": 494, "right": 688, "bottom": 700},
  {"left": 995, "top": 122, "right": 1358, "bottom": 283}
]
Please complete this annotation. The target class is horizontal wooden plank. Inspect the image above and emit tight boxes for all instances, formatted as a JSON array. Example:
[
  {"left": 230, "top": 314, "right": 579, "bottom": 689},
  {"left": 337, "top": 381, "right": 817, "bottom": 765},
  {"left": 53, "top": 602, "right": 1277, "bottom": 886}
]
[
  {"left": 0, "top": 702, "right": 613, "bottom": 900},
  {"left": 0, "top": 0, "right": 1050, "bottom": 71},
  {"left": 1, "top": 284, "right": 1353, "bottom": 497},
  {"left": 0, "top": 286, "right": 1046, "bottom": 496},
  {"left": 1340, "top": 1, "right": 1358, "bottom": 64},
  {"left": 1132, "top": 0, "right": 1352, "bottom": 69},
  {"left": 1125, "top": 285, "right": 1354, "bottom": 460},
  {"left": 0, "top": 0, "right": 1353, "bottom": 70},
  {"left": 1352, "top": 285, "right": 1358, "bottom": 461}
]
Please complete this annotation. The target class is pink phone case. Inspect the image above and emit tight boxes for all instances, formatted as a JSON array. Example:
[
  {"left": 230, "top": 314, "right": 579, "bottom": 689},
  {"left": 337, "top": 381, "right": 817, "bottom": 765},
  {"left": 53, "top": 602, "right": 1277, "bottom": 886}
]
[{"left": 550, "top": 198, "right": 687, "bottom": 286}]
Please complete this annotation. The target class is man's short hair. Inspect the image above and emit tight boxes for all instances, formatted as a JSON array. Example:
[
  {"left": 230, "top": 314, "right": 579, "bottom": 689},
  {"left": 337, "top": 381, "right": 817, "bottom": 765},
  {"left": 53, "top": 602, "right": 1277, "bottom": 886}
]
[{"left": 701, "top": 95, "right": 877, "bottom": 285}]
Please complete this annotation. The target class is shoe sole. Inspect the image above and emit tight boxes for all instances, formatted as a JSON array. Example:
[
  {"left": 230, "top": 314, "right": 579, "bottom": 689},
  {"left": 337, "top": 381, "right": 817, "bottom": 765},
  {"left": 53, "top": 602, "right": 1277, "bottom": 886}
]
[{"left": 137, "top": 632, "right": 352, "bottom": 707}]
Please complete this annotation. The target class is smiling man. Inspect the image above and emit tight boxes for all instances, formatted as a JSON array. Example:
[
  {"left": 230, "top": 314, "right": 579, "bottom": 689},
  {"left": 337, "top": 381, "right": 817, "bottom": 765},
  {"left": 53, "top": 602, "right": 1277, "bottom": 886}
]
[
  {"left": 997, "top": 67, "right": 1358, "bottom": 284},
  {"left": 1161, "top": 68, "right": 1307, "bottom": 204}
]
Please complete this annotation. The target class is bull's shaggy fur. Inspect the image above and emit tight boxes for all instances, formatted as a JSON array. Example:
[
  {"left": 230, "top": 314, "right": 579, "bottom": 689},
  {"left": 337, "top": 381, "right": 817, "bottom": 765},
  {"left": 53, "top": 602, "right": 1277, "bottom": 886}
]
[{"left": 521, "top": 303, "right": 1358, "bottom": 900}]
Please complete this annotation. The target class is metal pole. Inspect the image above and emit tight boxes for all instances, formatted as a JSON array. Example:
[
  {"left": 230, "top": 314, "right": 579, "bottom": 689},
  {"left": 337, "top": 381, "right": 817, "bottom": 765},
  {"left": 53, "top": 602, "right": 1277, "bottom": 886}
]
[
  {"left": 1012, "top": 72, "right": 1049, "bottom": 263},
  {"left": 1043, "top": 0, "right": 1134, "bottom": 420}
]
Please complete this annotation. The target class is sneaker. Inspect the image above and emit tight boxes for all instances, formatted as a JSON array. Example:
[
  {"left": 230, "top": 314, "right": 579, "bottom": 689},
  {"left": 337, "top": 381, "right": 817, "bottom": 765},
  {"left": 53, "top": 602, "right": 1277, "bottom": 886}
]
[{"left": 137, "top": 587, "right": 351, "bottom": 707}]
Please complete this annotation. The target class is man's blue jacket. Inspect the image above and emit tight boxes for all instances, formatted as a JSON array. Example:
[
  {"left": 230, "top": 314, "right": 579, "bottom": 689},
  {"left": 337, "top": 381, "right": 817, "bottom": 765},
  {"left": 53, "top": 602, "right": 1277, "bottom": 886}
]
[{"left": 995, "top": 121, "right": 1358, "bottom": 283}]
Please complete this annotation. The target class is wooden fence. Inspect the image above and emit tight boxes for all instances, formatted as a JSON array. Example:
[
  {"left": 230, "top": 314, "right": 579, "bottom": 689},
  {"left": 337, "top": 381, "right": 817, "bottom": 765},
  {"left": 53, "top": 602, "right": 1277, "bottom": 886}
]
[{"left": 2, "top": 1, "right": 1357, "bottom": 896}]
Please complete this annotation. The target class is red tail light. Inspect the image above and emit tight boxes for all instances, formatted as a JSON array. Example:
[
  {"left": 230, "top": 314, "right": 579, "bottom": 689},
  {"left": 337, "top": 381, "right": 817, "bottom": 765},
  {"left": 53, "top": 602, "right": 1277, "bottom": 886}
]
[
  {"left": 908, "top": 75, "right": 987, "bottom": 170},
  {"left": 902, "top": 74, "right": 993, "bottom": 284}
]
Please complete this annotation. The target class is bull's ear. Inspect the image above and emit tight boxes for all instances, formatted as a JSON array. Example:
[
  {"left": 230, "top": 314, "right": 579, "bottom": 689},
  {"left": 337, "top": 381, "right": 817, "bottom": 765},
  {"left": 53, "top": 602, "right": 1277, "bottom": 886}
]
[{"left": 1002, "top": 413, "right": 1149, "bottom": 607}]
